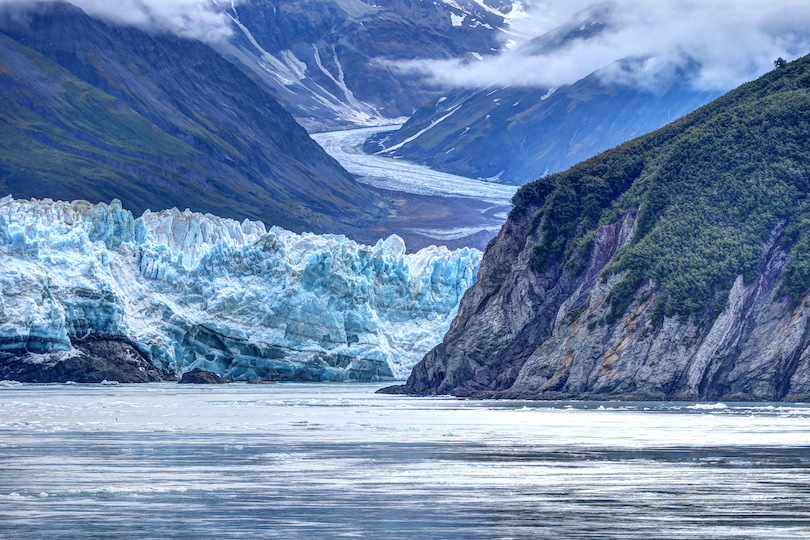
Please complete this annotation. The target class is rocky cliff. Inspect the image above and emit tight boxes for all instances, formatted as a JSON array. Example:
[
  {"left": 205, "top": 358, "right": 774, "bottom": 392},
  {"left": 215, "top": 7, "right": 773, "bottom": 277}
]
[{"left": 386, "top": 54, "right": 810, "bottom": 402}]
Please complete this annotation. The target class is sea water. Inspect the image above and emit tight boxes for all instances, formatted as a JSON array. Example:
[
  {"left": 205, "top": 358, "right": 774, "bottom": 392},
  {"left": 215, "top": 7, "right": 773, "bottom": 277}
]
[{"left": 1, "top": 382, "right": 809, "bottom": 539}]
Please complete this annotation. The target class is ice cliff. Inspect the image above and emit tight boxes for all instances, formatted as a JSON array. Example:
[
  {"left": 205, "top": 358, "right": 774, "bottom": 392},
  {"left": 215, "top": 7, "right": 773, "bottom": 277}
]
[{"left": 0, "top": 196, "right": 481, "bottom": 381}]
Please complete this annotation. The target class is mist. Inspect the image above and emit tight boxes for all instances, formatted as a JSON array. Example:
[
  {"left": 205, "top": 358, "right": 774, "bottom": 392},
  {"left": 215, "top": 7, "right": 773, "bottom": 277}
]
[
  {"left": 0, "top": 0, "right": 239, "bottom": 43},
  {"left": 399, "top": 0, "right": 810, "bottom": 91}
]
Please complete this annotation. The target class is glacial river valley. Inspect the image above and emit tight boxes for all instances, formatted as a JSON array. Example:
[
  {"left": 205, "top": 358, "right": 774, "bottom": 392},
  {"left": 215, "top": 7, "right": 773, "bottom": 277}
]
[{"left": 313, "top": 127, "right": 516, "bottom": 249}]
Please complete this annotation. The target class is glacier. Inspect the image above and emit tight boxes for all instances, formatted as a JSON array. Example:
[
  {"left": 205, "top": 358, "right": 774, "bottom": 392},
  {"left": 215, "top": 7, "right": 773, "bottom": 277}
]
[{"left": 0, "top": 196, "right": 481, "bottom": 381}]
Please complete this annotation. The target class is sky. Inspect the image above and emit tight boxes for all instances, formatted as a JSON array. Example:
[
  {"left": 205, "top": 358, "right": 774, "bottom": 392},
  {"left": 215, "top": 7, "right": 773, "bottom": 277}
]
[{"left": 404, "top": 0, "right": 810, "bottom": 91}]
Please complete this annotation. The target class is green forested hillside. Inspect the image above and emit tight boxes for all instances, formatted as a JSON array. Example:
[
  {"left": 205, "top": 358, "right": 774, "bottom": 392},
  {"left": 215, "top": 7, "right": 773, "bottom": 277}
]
[{"left": 512, "top": 53, "right": 810, "bottom": 323}]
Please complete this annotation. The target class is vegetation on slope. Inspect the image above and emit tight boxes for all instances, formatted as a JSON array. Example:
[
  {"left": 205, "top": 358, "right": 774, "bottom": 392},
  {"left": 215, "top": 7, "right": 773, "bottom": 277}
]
[
  {"left": 0, "top": 3, "right": 384, "bottom": 235},
  {"left": 512, "top": 54, "right": 810, "bottom": 323}
]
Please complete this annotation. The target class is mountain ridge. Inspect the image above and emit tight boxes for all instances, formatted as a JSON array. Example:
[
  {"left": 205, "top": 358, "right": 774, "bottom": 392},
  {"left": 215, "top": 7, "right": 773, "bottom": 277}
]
[
  {"left": 370, "top": 66, "right": 720, "bottom": 185},
  {"left": 0, "top": 1, "right": 386, "bottom": 236},
  {"left": 216, "top": 0, "right": 511, "bottom": 131}
]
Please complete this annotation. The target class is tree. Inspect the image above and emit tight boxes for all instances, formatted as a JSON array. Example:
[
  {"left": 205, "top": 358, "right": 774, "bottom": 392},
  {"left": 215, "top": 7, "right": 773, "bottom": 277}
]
[{"left": 774, "top": 57, "right": 787, "bottom": 69}]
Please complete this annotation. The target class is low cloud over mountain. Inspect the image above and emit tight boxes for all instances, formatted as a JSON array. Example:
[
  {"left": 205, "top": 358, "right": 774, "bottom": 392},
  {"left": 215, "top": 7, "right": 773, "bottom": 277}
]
[
  {"left": 397, "top": 0, "right": 810, "bottom": 91},
  {"left": 0, "top": 0, "right": 238, "bottom": 42}
]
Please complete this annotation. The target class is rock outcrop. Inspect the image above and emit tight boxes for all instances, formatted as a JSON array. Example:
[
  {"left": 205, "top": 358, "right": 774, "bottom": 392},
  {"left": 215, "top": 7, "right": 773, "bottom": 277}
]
[
  {"left": 0, "top": 338, "right": 175, "bottom": 383},
  {"left": 388, "top": 206, "right": 810, "bottom": 401},
  {"left": 179, "top": 368, "right": 231, "bottom": 384}
]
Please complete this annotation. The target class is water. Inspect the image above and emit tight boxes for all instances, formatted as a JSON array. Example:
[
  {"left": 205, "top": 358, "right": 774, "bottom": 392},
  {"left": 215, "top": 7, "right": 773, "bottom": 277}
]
[
  {"left": 2, "top": 383, "right": 810, "bottom": 539},
  {"left": 311, "top": 126, "right": 517, "bottom": 205}
]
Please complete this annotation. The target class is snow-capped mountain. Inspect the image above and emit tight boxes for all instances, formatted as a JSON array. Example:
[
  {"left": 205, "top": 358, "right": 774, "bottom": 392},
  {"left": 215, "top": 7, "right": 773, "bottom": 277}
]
[
  {"left": 366, "top": 3, "right": 721, "bottom": 184},
  {"left": 215, "top": 0, "right": 518, "bottom": 130},
  {"left": 0, "top": 197, "right": 480, "bottom": 382}
]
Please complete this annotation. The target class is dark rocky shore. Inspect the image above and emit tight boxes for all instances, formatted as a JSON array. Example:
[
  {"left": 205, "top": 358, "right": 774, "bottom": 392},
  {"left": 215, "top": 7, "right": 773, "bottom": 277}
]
[{"left": 0, "top": 338, "right": 176, "bottom": 384}]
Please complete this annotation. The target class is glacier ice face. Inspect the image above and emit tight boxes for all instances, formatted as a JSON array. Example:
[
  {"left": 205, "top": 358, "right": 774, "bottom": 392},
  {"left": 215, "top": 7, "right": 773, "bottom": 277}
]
[{"left": 0, "top": 196, "right": 481, "bottom": 381}]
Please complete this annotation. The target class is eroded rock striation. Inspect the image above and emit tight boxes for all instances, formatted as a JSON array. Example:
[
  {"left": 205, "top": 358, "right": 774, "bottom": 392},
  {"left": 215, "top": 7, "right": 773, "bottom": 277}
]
[
  {"left": 388, "top": 55, "right": 810, "bottom": 402},
  {"left": 0, "top": 197, "right": 480, "bottom": 382}
]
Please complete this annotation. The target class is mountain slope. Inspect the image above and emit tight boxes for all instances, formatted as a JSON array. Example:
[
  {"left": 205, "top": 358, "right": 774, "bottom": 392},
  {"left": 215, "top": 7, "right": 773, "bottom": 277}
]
[
  {"left": 386, "top": 54, "right": 810, "bottom": 401},
  {"left": 370, "top": 73, "right": 719, "bottom": 185},
  {"left": 215, "top": 0, "right": 511, "bottom": 130},
  {"left": 0, "top": 2, "right": 385, "bottom": 234},
  {"left": 368, "top": 3, "right": 719, "bottom": 185}
]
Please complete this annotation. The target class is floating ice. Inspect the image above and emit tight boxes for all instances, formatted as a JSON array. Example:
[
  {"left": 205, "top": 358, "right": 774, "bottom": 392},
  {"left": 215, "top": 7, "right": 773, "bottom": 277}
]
[
  {"left": 689, "top": 403, "right": 729, "bottom": 410},
  {"left": 0, "top": 197, "right": 480, "bottom": 381}
]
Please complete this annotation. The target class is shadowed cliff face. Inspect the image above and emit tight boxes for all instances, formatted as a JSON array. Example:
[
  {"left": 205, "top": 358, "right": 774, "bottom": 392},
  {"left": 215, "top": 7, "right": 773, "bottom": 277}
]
[{"left": 391, "top": 55, "right": 810, "bottom": 402}]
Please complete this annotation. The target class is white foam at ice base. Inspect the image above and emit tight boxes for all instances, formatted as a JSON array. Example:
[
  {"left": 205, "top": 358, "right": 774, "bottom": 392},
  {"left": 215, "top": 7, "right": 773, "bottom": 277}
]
[{"left": 0, "top": 197, "right": 481, "bottom": 380}]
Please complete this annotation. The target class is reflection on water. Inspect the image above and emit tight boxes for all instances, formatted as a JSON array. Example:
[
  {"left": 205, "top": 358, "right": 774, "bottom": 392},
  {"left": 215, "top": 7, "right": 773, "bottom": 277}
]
[{"left": 1, "top": 383, "right": 809, "bottom": 539}]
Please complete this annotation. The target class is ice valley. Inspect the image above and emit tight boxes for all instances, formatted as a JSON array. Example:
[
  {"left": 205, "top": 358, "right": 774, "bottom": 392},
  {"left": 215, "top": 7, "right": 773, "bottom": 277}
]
[{"left": 0, "top": 196, "right": 480, "bottom": 381}]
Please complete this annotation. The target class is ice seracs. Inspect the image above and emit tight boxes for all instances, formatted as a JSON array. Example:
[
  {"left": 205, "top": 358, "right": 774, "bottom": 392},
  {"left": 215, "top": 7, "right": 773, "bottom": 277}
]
[{"left": 0, "top": 196, "right": 481, "bottom": 381}]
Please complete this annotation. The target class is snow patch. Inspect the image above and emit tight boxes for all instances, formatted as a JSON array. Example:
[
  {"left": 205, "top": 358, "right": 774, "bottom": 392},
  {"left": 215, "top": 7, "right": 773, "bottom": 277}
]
[
  {"left": 378, "top": 106, "right": 463, "bottom": 154},
  {"left": 541, "top": 87, "right": 557, "bottom": 100}
]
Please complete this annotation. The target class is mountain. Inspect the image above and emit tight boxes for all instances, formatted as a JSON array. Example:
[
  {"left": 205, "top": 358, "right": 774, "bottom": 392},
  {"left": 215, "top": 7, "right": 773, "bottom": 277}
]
[
  {"left": 215, "top": 0, "right": 515, "bottom": 130},
  {"left": 368, "top": 4, "right": 720, "bottom": 185},
  {"left": 384, "top": 54, "right": 810, "bottom": 402},
  {"left": 369, "top": 73, "right": 720, "bottom": 185},
  {"left": 0, "top": 196, "right": 480, "bottom": 383},
  {"left": 0, "top": 2, "right": 385, "bottom": 235}
]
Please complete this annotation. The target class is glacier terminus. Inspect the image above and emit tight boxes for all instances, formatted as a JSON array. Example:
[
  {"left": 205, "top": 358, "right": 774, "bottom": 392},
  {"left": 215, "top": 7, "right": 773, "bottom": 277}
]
[{"left": 0, "top": 196, "right": 481, "bottom": 382}]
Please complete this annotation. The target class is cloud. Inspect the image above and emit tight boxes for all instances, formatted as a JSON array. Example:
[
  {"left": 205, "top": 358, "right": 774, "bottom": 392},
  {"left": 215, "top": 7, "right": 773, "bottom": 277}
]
[
  {"left": 397, "top": 0, "right": 810, "bottom": 91},
  {"left": 0, "top": 0, "right": 239, "bottom": 43}
]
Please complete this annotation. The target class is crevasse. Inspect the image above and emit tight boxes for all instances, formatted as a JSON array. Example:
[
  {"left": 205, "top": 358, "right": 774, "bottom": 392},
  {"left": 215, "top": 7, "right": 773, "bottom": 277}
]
[{"left": 0, "top": 196, "right": 481, "bottom": 381}]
